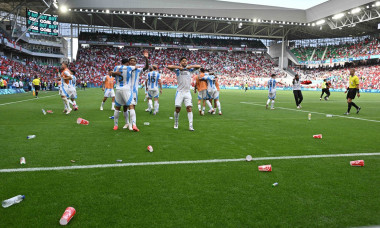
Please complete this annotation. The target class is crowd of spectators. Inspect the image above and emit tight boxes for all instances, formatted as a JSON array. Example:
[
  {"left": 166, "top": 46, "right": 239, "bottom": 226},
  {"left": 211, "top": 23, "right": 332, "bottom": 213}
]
[
  {"left": 291, "top": 36, "right": 380, "bottom": 62},
  {"left": 290, "top": 64, "right": 380, "bottom": 90}
]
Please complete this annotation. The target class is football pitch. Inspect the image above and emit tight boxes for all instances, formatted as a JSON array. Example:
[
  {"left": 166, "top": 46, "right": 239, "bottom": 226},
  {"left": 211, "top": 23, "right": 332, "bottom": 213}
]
[{"left": 1, "top": 88, "right": 380, "bottom": 227}]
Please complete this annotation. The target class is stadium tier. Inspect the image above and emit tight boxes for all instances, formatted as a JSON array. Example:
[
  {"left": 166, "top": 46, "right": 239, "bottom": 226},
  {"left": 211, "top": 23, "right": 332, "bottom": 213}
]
[{"left": 291, "top": 36, "right": 380, "bottom": 62}]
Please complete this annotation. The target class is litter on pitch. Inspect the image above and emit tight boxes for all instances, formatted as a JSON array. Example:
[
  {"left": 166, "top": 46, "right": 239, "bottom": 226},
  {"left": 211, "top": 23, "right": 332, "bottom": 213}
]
[
  {"left": 169, "top": 117, "right": 173, "bottom": 119},
  {"left": 77, "top": 118, "right": 89, "bottom": 125},
  {"left": 258, "top": 164, "right": 272, "bottom": 172},
  {"left": 147, "top": 145, "right": 153, "bottom": 152},
  {"left": 313, "top": 134, "right": 322, "bottom": 139},
  {"left": 116, "top": 160, "right": 122, "bottom": 163},
  {"left": 144, "top": 122, "right": 150, "bottom": 126},
  {"left": 46, "top": 110, "right": 54, "bottom": 113},
  {"left": 350, "top": 160, "right": 364, "bottom": 167},
  {"left": 42, "top": 109, "right": 46, "bottom": 115},
  {"left": 60, "top": 207, "right": 76, "bottom": 225},
  {"left": 246, "top": 155, "right": 252, "bottom": 161}
]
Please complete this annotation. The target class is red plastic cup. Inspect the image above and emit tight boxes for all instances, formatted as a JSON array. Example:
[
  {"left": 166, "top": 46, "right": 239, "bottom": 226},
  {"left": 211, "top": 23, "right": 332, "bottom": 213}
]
[
  {"left": 258, "top": 164, "right": 272, "bottom": 172},
  {"left": 350, "top": 160, "right": 364, "bottom": 167},
  {"left": 76, "top": 118, "right": 89, "bottom": 125},
  {"left": 313, "top": 134, "right": 322, "bottom": 139},
  {"left": 60, "top": 207, "right": 76, "bottom": 225},
  {"left": 147, "top": 145, "right": 153, "bottom": 152}
]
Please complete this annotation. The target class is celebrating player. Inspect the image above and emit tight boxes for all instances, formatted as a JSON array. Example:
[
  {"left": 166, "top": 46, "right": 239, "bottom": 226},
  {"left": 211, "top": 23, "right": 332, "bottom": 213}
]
[
  {"left": 100, "top": 68, "right": 116, "bottom": 111},
  {"left": 59, "top": 62, "right": 74, "bottom": 114},
  {"left": 200, "top": 72, "right": 222, "bottom": 115},
  {"left": 68, "top": 70, "right": 78, "bottom": 111},
  {"left": 125, "top": 50, "right": 149, "bottom": 130},
  {"left": 194, "top": 68, "right": 208, "bottom": 115},
  {"left": 344, "top": 69, "right": 361, "bottom": 115},
  {"left": 266, "top": 74, "right": 284, "bottom": 110},
  {"left": 167, "top": 57, "right": 201, "bottom": 131},
  {"left": 145, "top": 65, "right": 162, "bottom": 115}
]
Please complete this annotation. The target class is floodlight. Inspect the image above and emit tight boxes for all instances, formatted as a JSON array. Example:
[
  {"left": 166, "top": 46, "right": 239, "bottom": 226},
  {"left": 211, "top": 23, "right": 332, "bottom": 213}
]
[
  {"left": 332, "top": 13, "right": 345, "bottom": 20},
  {"left": 351, "top": 8, "right": 361, "bottom": 14}
]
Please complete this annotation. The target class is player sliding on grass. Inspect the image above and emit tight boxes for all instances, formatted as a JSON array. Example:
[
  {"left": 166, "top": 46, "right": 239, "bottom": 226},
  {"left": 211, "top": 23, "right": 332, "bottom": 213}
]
[
  {"left": 344, "top": 69, "right": 361, "bottom": 115},
  {"left": 167, "top": 57, "right": 201, "bottom": 131},
  {"left": 266, "top": 74, "right": 285, "bottom": 110}
]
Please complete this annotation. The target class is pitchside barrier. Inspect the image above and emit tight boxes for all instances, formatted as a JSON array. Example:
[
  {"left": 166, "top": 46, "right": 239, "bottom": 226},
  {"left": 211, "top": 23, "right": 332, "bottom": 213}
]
[{"left": 0, "top": 88, "right": 25, "bottom": 95}]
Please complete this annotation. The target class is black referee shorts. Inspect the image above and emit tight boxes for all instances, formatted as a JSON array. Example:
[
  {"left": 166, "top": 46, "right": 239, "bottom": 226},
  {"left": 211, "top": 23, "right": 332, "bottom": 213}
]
[
  {"left": 34, "top": 85, "right": 40, "bottom": 91},
  {"left": 346, "top": 88, "right": 357, "bottom": 100}
]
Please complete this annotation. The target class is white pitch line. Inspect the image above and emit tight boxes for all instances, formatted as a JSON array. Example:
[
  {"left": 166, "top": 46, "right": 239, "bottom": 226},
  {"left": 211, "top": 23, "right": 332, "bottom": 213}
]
[
  {"left": 0, "top": 94, "right": 58, "bottom": 106},
  {"left": 1, "top": 152, "right": 379, "bottom": 173},
  {"left": 241, "top": 102, "right": 380, "bottom": 123}
]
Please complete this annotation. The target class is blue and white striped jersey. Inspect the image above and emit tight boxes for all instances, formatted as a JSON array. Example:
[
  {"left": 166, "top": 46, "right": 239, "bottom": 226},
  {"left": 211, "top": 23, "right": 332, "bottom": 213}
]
[
  {"left": 70, "top": 75, "right": 76, "bottom": 87},
  {"left": 202, "top": 74, "right": 217, "bottom": 92},
  {"left": 268, "top": 78, "right": 277, "bottom": 93},
  {"left": 113, "top": 65, "right": 136, "bottom": 90},
  {"left": 147, "top": 71, "right": 160, "bottom": 91},
  {"left": 131, "top": 67, "right": 144, "bottom": 93},
  {"left": 174, "top": 68, "right": 194, "bottom": 92}
]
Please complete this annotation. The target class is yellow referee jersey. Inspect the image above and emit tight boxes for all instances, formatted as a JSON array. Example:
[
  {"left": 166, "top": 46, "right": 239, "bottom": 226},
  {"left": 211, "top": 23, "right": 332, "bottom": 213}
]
[
  {"left": 348, "top": 75, "right": 359, "bottom": 89},
  {"left": 321, "top": 82, "right": 326, "bottom": 89},
  {"left": 32, "top": 78, "right": 40, "bottom": 86}
]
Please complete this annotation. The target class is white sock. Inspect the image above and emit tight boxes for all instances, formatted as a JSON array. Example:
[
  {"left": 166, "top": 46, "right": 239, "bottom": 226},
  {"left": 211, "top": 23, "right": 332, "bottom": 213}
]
[
  {"left": 154, "top": 101, "right": 159, "bottom": 113},
  {"left": 126, "top": 110, "right": 130, "bottom": 124},
  {"left": 267, "top": 99, "right": 271, "bottom": 105},
  {"left": 123, "top": 111, "right": 128, "bottom": 123},
  {"left": 271, "top": 100, "right": 275, "bottom": 108},
  {"left": 114, "top": 110, "right": 120, "bottom": 126},
  {"left": 130, "top": 109, "right": 136, "bottom": 126},
  {"left": 174, "top": 111, "right": 179, "bottom": 124},
  {"left": 101, "top": 101, "right": 104, "bottom": 107},
  {"left": 206, "top": 100, "right": 213, "bottom": 110},
  {"left": 187, "top": 111, "right": 193, "bottom": 127},
  {"left": 202, "top": 106, "right": 205, "bottom": 112},
  {"left": 64, "top": 98, "right": 70, "bottom": 109},
  {"left": 148, "top": 100, "right": 153, "bottom": 111},
  {"left": 111, "top": 102, "right": 115, "bottom": 109},
  {"left": 216, "top": 101, "right": 221, "bottom": 112},
  {"left": 198, "top": 104, "right": 201, "bottom": 111},
  {"left": 72, "top": 100, "right": 77, "bottom": 106},
  {"left": 62, "top": 99, "right": 67, "bottom": 109}
]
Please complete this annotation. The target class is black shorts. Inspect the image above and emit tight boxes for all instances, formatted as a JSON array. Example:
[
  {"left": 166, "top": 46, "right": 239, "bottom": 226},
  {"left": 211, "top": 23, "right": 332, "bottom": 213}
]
[
  {"left": 34, "top": 85, "right": 40, "bottom": 91},
  {"left": 346, "top": 88, "right": 357, "bottom": 100}
]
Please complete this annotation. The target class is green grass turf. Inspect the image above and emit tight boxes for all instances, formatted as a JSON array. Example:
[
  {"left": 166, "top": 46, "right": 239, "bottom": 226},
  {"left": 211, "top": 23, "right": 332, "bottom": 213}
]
[{"left": 1, "top": 88, "right": 380, "bottom": 227}]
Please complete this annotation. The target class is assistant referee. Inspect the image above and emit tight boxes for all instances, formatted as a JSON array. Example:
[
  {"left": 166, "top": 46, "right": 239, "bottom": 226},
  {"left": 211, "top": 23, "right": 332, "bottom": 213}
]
[
  {"left": 344, "top": 69, "right": 361, "bottom": 115},
  {"left": 32, "top": 75, "right": 41, "bottom": 98}
]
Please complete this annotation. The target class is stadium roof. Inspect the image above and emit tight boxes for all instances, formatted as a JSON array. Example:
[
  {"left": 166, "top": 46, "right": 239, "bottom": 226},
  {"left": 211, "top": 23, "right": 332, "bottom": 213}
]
[{"left": 1, "top": 0, "right": 380, "bottom": 40}]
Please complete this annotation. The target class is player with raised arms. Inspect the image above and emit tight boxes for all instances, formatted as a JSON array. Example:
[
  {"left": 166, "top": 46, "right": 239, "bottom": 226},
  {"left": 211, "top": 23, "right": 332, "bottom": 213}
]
[{"left": 167, "top": 57, "right": 201, "bottom": 131}]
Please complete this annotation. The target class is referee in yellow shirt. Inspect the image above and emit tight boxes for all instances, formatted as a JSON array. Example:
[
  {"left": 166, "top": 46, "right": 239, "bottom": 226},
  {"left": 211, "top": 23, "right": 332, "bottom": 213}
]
[
  {"left": 344, "top": 69, "right": 361, "bottom": 115},
  {"left": 32, "top": 75, "right": 41, "bottom": 98}
]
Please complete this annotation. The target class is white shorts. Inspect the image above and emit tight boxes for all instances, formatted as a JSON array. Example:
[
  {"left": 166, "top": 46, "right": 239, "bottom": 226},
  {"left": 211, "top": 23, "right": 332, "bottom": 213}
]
[
  {"left": 104, "top": 88, "right": 115, "bottom": 98},
  {"left": 175, "top": 91, "right": 193, "bottom": 107},
  {"left": 268, "top": 91, "right": 276, "bottom": 99},
  {"left": 148, "top": 90, "right": 159, "bottom": 98},
  {"left": 197, "top": 90, "right": 207, "bottom": 100},
  {"left": 207, "top": 90, "right": 219, "bottom": 100},
  {"left": 60, "top": 83, "right": 76, "bottom": 99},
  {"left": 115, "top": 89, "right": 133, "bottom": 107}
]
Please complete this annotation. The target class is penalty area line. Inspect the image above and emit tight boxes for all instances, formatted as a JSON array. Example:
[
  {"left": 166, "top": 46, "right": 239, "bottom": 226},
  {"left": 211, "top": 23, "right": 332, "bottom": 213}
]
[
  {"left": 240, "top": 102, "right": 380, "bottom": 123},
  {"left": 1, "top": 152, "right": 380, "bottom": 173}
]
